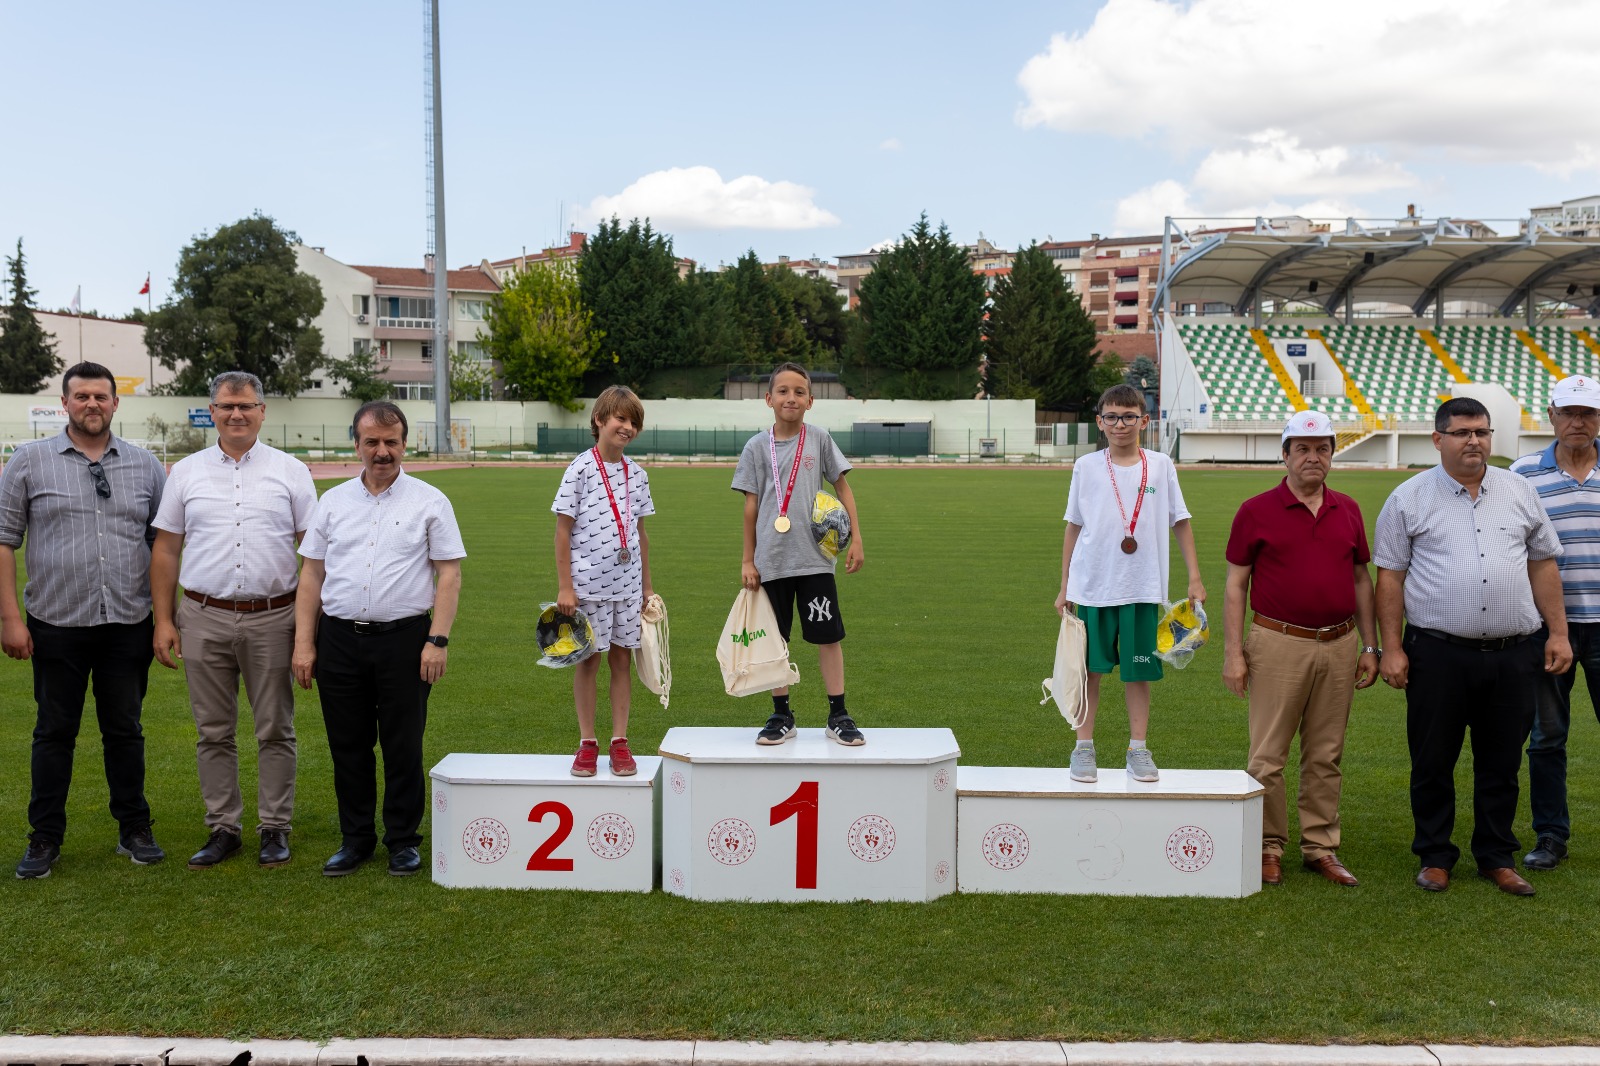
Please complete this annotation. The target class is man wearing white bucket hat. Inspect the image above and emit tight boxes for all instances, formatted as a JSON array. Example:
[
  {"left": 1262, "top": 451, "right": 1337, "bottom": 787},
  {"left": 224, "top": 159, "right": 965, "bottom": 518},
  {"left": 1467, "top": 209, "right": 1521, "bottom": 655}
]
[
  {"left": 1223, "top": 410, "right": 1378, "bottom": 888},
  {"left": 1511, "top": 375, "right": 1600, "bottom": 872}
]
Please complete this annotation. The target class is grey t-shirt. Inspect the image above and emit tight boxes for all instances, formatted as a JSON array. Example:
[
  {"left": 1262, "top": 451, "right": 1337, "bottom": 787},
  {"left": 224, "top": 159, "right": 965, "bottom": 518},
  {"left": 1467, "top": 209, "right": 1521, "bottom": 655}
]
[{"left": 732, "top": 425, "right": 851, "bottom": 580}]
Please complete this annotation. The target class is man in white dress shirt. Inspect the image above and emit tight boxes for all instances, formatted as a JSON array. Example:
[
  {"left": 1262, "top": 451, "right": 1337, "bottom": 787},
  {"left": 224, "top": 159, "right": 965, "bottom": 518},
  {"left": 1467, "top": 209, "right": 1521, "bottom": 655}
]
[
  {"left": 292, "top": 401, "right": 465, "bottom": 878},
  {"left": 151, "top": 371, "right": 317, "bottom": 870}
]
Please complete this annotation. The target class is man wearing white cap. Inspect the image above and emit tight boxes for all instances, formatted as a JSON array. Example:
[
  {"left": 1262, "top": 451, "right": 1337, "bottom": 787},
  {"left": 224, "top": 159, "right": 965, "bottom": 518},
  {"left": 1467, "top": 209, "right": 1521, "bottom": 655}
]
[
  {"left": 1223, "top": 410, "right": 1379, "bottom": 887},
  {"left": 1510, "top": 375, "right": 1600, "bottom": 871}
]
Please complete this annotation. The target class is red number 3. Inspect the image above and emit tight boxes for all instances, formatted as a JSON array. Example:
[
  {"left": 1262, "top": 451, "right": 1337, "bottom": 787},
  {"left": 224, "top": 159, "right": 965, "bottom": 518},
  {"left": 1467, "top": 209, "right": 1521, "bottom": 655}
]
[
  {"left": 770, "top": 780, "right": 819, "bottom": 889},
  {"left": 527, "top": 800, "right": 574, "bottom": 871}
]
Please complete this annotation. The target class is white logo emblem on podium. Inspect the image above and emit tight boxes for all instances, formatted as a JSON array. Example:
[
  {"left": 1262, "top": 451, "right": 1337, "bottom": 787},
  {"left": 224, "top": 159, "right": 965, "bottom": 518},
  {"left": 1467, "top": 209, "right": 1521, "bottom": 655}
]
[
  {"left": 670, "top": 771, "right": 687, "bottom": 794},
  {"left": 435, "top": 851, "right": 447, "bottom": 875},
  {"left": 1165, "top": 825, "right": 1215, "bottom": 873},
  {"left": 933, "top": 768, "right": 951, "bottom": 791},
  {"left": 462, "top": 817, "right": 511, "bottom": 864},
  {"left": 434, "top": 789, "right": 447, "bottom": 811},
  {"left": 982, "top": 823, "right": 1030, "bottom": 870},
  {"left": 708, "top": 818, "right": 757, "bottom": 865},
  {"left": 587, "top": 813, "right": 636, "bottom": 860},
  {"left": 934, "top": 860, "right": 950, "bottom": 884},
  {"left": 669, "top": 867, "right": 685, "bottom": 890},
  {"left": 848, "top": 815, "right": 897, "bottom": 862}
]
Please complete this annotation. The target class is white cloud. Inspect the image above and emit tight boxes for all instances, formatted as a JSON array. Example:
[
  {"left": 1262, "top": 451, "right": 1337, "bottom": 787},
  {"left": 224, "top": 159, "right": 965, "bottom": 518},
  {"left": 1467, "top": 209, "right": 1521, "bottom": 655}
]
[
  {"left": 1112, "top": 180, "right": 1200, "bottom": 234},
  {"left": 583, "top": 166, "right": 839, "bottom": 231},
  {"left": 1018, "top": 0, "right": 1600, "bottom": 173},
  {"left": 879, "top": 137, "right": 903, "bottom": 151}
]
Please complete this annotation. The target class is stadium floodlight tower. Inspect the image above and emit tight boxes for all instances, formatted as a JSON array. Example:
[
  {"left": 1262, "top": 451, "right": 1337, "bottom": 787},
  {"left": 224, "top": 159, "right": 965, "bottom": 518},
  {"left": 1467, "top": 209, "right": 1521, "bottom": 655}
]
[{"left": 424, "top": 0, "right": 452, "bottom": 453}]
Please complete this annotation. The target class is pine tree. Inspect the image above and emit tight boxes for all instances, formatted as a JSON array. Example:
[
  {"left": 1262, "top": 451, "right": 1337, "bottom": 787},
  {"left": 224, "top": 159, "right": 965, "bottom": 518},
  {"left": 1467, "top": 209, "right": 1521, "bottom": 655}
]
[
  {"left": 0, "top": 239, "right": 62, "bottom": 394},
  {"left": 858, "top": 213, "right": 987, "bottom": 377},
  {"left": 578, "top": 218, "right": 687, "bottom": 386},
  {"left": 982, "top": 242, "right": 1098, "bottom": 410}
]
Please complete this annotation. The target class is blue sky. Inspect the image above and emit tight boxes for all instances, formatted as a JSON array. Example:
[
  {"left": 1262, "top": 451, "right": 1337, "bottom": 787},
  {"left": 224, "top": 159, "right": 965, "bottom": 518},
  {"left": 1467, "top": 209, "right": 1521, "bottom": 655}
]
[{"left": 3, "top": 0, "right": 1597, "bottom": 317}]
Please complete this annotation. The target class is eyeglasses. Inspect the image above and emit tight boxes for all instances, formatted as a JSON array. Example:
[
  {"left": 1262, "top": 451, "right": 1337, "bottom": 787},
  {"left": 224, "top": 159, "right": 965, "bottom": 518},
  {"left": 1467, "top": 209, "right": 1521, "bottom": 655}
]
[
  {"left": 1552, "top": 407, "right": 1600, "bottom": 422},
  {"left": 1099, "top": 413, "right": 1144, "bottom": 426},
  {"left": 212, "top": 403, "right": 263, "bottom": 414},
  {"left": 86, "top": 460, "right": 110, "bottom": 499},
  {"left": 1440, "top": 428, "right": 1492, "bottom": 441}
]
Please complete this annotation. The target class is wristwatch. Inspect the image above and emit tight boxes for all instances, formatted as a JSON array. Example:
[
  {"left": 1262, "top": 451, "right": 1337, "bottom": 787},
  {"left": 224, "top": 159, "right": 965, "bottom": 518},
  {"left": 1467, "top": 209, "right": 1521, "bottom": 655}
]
[
  {"left": 425, "top": 635, "right": 449, "bottom": 648},
  {"left": 1362, "top": 645, "right": 1380, "bottom": 656}
]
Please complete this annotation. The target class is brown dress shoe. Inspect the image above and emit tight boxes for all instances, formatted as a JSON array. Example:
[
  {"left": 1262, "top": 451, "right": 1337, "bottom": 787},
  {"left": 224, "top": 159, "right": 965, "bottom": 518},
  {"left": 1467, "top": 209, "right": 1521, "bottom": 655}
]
[
  {"left": 1415, "top": 866, "right": 1450, "bottom": 892},
  {"left": 1261, "top": 853, "right": 1283, "bottom": 885},
  {"left": 1304, "top": 854, "right": 1359, "bottom": 886},
  {"left": 1479, "top": 866, "right": 1536, "bottom": 896}
]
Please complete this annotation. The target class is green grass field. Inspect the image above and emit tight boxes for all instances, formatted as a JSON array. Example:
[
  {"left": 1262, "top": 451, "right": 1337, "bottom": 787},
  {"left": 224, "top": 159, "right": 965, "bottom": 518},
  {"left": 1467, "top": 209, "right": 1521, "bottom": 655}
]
[{"left": 3, "top": 464, "right": 1598, "bottom": 1044}]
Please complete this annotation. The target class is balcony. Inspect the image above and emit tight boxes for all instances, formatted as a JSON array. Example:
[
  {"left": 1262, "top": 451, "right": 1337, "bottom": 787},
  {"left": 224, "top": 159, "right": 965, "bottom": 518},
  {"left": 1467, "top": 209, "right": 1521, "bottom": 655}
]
[
  {"left": 1113, "top": 314, "right": 1140, "bottom": 326},
  {"left": 376, "top": 318, "right": 435, "bottom": 340},
  {"left": 1113, "top": 266, "right": 1140, "bottom": 279}
]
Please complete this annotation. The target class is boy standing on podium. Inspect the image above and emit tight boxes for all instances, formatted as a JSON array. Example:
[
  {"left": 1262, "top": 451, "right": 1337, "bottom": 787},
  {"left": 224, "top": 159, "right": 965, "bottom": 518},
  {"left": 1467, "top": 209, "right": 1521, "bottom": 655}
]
[
  {"left": 553, "top": 386, "right": 655, "bottom": 778},
  {"left": 1054, "top": 384, "right": 1204, "bottom": 783},
  {"left": 733, "top": 363, "right": 865, "bottom": 746}
]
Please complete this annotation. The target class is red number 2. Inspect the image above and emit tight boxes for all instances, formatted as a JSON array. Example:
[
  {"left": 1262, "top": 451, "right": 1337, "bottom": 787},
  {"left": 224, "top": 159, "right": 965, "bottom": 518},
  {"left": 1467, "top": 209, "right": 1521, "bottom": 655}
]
[
  {"left": 770, "top": 780, "right": 819, "bottom": 889},
  {"left": 527, "top": 800, "right": 574, "bottom": 871}
]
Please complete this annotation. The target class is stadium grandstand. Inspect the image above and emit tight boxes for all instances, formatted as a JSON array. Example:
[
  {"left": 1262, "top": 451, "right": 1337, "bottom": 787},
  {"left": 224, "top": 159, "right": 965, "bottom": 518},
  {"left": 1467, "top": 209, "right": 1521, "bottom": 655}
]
[{"left": 1153, "top": 212, "right": 1600, "bottom": 465}]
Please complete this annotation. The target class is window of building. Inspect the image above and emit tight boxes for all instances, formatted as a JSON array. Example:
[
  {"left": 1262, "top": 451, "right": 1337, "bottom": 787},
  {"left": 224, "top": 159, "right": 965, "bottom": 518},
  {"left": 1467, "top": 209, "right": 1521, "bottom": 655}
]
[
  {"left": 459, "top": 299, "right": 486, "bottom": 321},
  {"left": 352, "top": 295, "right": 370, "bottom": 316},
  {"left": 421, "top": 342, "right": 433, "bottom": 361},
  {"left": 381, "top": 296, "right": 434, "bottom": 322},
  {"left": 390, "top": 382, "right": 435, "bottom": 401},
  {"left": 353, "top": 338, "right": 375, "bottom": 357},
  {"left": 457, "top": 340, "right": 487, "bottom": 362},
  {"left": 308, "top": 379, "right": 324, "bottom": 391}
]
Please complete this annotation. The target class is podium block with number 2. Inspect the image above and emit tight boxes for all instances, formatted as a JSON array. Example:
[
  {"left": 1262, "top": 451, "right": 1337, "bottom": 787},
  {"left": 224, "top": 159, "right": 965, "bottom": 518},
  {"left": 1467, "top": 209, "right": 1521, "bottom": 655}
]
[{"left": 659, "top": 726, "right": 959, "bottom": 902}]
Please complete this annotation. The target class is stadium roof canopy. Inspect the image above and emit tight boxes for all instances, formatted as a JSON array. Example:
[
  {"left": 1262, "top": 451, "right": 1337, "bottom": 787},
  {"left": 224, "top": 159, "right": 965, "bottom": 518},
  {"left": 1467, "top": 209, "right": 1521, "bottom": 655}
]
[{"left": 1153, "top": 220, "right": 1600, "bottom": 319}]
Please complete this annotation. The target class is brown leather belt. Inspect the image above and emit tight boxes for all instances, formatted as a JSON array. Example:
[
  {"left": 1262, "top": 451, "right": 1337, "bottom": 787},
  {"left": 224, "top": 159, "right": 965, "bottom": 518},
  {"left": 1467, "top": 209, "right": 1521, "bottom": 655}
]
[
  {"left": 1253, "top": 613, "right": 1356, "bottom": 642},
  {"left": 184, "top": 589, "right": 296, "bottom": 613}
]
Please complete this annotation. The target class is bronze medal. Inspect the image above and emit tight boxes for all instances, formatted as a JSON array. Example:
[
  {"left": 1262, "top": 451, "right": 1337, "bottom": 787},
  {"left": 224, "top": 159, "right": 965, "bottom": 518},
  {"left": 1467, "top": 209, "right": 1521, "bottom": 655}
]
[
  {"left": 774, "top": 515, "right": 792, "bottom": 533},
  {"left": 1120, "top": 536, "right": 1138, "bottom": 554}
]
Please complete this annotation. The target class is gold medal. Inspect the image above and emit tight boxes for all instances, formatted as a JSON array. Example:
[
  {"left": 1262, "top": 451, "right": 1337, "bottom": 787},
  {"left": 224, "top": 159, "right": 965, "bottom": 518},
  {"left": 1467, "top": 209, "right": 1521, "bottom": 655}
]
[{"left": 774, "top": 515, "right": 792, "bottom": 533}]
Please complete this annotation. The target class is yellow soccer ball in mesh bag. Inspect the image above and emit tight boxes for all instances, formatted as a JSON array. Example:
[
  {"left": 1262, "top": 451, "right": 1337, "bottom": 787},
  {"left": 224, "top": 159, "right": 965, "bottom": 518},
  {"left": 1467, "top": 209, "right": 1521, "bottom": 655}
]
[
  {"left": 1155, "top": 598, "right": 1209, "bottom": 669},
  {"left": 811, "top": 491, "right": 852, "bottom": 560},
  {"left": 536, "top": 603, "right": 596, "bottom": 668}
]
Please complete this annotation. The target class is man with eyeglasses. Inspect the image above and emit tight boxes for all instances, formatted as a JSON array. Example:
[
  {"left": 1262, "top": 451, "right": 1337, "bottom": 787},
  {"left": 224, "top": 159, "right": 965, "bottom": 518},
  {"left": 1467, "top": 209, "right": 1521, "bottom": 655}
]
[
  {"left": 1375, "top": 396, "right": 1572, "bottom": 897},
  {"left": 1510, "top": 375, "right": 1600, "bottom": 873},
  {"left": 0, "top": 361, "right": 168, "bottom": 879},
  {"left": 150, "top": 371, "right": 316, "bottom": 870}
]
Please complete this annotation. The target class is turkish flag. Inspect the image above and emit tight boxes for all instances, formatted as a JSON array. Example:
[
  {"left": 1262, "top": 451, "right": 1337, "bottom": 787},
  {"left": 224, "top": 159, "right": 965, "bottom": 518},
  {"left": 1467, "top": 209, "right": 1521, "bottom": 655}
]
[{"left": 139, "top": 274, "right": 150, "bottom": 295}]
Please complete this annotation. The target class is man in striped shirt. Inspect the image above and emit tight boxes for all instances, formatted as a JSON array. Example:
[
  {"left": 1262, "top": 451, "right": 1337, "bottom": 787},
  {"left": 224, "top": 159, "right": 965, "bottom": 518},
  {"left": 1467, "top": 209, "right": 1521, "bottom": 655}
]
[
  {"left": 0, "top": 362, "right": 168, "bottom": 879},
  {"left": 1511, "top": 375, "right": 1600, "bottom": 872}
]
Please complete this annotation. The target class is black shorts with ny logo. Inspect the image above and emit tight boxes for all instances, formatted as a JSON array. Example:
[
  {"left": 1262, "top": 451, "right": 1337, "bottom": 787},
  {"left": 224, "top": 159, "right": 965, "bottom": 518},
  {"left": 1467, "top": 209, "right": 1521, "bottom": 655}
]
[{"left": 762, "top": 572, "right": 847, "bottom": 646}]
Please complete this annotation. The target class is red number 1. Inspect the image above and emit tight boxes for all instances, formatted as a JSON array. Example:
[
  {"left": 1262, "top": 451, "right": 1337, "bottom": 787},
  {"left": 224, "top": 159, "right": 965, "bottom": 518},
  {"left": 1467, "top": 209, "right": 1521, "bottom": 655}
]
[
  {"left": 770, "top": 780, "right": 819, "bottom": 889},
  {"left": 527, "top": 800, "right": 574, "bottom": 871}
]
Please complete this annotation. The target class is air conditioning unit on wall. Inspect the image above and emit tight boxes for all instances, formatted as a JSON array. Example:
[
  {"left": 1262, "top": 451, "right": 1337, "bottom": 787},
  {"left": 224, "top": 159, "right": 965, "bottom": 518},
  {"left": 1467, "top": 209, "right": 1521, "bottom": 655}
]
[{"left": 357, "top": 314, "right": 369, "bottom": 324}]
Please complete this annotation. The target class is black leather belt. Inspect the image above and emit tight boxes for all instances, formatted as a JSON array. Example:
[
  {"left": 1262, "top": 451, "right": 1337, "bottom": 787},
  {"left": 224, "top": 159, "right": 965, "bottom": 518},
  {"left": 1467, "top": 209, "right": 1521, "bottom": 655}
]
[
  {"left": 185, "top": 589, "right": 296, "bottom": 612},
  {"left": 1408, "top": 626, "right": 1539, "bottom": 652},
  {"left": 322, "top": 613, "right": 428, "bottom": 635}
]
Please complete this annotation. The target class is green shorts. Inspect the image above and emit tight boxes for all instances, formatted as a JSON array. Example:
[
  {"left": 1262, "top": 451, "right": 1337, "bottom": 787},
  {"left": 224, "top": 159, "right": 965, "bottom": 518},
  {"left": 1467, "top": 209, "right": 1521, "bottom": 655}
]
[{"left": 1076, "top": 602, "right": 1164, "bottom": 682}]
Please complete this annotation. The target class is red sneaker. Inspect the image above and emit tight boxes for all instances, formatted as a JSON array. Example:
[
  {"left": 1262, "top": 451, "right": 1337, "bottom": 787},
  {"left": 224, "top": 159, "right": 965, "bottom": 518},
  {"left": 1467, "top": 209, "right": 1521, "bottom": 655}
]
[
  {"left": 571, "top": 740, "right": 599, "bottom": 778},
  {"left": 609, "top": 738, "right": 638, "bottom": 777}
]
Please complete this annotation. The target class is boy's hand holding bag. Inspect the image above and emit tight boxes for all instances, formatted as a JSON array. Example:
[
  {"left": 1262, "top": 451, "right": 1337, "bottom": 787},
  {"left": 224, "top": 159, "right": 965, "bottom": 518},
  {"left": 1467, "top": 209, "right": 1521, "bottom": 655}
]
[{"left": 717, "top": 586, "right": 800, "bottom": 697}]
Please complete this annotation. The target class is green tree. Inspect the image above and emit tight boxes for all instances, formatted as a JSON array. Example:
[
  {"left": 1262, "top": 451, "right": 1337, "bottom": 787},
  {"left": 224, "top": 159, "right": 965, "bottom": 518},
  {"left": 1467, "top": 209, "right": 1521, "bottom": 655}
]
[
  {"left": 682, "top": 267, "right": 742, "bottom": 367},
  {"left": 0, "top": 239, "right": 62, "bottom": 393},
  {"left": 484, "top": 259, "right": 600, "bottom": 410},
  {"left": 857, "top": 213, "right": 987, "bottom": 377},
  {"left": 450, "top": 356, "right": 494, "bottom": 403},
  {"left": 1125, "top": 354, "right": 1159, "bottom": 395},
  {"left": 578, "top": 217, "right": 687, "bottom": 384},
  {"left": 145, "top": 214, "right": 325, "bottom": 397},
  {"left": 770, "top": 268, "right": 849, "bottom": 362},
  {"left": 726, "top": 251, "right": 810, "bottom": 364},
  {"left": 1088, "top": 354, "right": 1126, "bottom": 399},
  {"left": 981, "top": 242, "right": 1098, "bottom": 410},
  {"left": 325, "top": 345, "right": 390, "bottom": 402}
]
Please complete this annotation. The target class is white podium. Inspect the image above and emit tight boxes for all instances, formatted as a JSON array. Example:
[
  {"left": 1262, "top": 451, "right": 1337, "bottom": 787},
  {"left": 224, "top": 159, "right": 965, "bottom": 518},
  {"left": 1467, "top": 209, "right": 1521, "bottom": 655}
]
[
  {"left": 659, "top": 726, "right": 959, "bottom": 902},
  {"left": 429, "top": 753, "right": 661, "bottom": 891},
  {"left": 957, "top": 767, "right": 1264, "bottom": 898}
]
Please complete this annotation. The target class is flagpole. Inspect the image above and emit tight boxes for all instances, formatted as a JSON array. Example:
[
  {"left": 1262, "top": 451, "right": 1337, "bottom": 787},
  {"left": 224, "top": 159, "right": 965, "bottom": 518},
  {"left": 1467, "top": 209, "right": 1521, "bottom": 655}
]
[{"left": 146, "top": 273, "right": 153, "bottom": 389}]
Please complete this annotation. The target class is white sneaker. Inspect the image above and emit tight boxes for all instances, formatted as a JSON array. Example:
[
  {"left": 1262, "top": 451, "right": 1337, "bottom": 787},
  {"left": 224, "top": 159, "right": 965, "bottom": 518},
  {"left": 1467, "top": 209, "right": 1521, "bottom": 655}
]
[
  {"left": 1126, "top": 747, "right": 1160, "bottom": 782},
  {"left": 1069, "top": 745, "right": 1098, "bottom": 782}
]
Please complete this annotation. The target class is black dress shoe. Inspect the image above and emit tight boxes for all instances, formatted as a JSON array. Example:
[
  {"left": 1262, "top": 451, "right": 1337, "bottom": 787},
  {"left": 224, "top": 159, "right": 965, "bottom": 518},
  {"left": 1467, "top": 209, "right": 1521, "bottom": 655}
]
[
  {"left": 1524, "top": 835, "right": 1568, "bottom": 870},
  {"left": 259, "top": 828, "right": 291, "bottom": 867},
  {"left": 187, "top": 828, "right": 242, "bottom": 870},
  {"left": 322, "top": 845, "right": 373, "bottom": 877},
  {"left": 388, "top": 846, "right": 421, "bottom": 877}
]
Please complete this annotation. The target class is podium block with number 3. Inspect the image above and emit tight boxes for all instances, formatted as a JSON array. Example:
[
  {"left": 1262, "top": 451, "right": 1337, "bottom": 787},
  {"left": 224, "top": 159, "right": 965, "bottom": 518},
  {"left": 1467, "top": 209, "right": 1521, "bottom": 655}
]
[
  {"left": 659, "top": 727, "right": 959, "bottom": 902},
  {"left": 429, "top": 753, "right": 660, "bottom": 891}
]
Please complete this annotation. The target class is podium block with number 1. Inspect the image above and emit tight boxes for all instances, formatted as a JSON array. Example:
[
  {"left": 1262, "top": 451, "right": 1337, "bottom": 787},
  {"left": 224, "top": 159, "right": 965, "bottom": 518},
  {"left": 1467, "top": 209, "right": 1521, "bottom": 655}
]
[{"left": 659, "top": 726, "right": 959, "bottom": 902}]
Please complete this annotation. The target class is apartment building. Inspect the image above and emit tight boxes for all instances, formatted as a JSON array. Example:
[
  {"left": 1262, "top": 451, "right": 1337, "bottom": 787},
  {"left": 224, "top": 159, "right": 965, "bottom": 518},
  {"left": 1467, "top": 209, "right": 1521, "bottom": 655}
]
[{"left": 486, "top": 231, "right": 696, "bottom": 283}]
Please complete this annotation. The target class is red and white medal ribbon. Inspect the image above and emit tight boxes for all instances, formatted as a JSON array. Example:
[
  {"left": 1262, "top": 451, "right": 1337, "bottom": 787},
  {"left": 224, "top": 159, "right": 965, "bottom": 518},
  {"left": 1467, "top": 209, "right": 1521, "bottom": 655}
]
[
  {"left": 1106, "top": 448, "right": 1148, "bottom": 554},
  {"left": 768, "top": 424, "right": 806, "bottom": 533},
  {"left": 592, "top": 447, "right": 633, "bottom": 564}
]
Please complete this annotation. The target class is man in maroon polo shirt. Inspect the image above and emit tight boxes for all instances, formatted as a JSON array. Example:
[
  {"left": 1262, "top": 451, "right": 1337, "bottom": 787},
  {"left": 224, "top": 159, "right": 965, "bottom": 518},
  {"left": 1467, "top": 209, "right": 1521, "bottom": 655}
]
[{"left": 1223, "top": 410, "right": 1380, "bottom": 887}]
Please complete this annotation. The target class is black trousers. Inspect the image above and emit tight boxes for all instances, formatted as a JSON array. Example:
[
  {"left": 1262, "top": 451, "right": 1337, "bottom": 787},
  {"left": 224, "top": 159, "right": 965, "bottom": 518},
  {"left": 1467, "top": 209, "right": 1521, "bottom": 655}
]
[
  {"left": 315, "top": 614, "right": 431, "bottom": 851},
  {"left": 27, "top": 615, "right": 155, "bottom": 846},
  {"left": 1405, "top": 626, "right": 1541, "bottom": 870}
]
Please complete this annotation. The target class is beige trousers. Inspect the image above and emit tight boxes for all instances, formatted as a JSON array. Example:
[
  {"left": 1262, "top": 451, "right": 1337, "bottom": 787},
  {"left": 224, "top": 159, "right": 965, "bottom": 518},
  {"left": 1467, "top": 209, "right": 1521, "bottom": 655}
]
[
  {"left": 1245, "top": 624, "right": 1357, "bottom": 861},
  {"left": 177, "top": 597, "right": 297, "bottom": 833}
]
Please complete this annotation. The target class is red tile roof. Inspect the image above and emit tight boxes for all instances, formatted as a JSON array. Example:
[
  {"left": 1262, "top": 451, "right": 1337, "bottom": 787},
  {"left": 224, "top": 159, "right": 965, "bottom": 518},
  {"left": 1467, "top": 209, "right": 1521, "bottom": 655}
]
[{"left": 352, "top": 265, "right": 499, "bottom": 292}]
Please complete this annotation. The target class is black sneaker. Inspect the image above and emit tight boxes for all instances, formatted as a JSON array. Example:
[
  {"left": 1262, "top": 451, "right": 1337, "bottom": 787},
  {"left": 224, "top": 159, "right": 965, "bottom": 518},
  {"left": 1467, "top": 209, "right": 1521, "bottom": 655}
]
[
  {"left": 827, "top": 714, "right": 866, "bottom": 747},
  {"left": 187, "top": 828, "right": 242, "bottom": 869},
  {"left": 756, "top": 712, "right": 796, "bottom": 745},
  {"left": 1524, "top": 835, "right": 1569, "bottom": 870},
  {"left": 16, "top": 839, "right": 60, "bottom": 880},
  {"left": 116, "top": 825, "right": 165, "bottom": 866}
]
